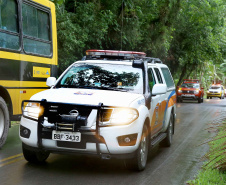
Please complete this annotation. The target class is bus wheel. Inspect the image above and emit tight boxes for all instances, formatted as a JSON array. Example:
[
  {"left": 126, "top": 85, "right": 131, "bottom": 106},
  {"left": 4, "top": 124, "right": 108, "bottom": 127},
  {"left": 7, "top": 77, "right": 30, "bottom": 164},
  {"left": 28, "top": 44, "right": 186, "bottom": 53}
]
[{"left": 0, "top": 97, "right": 10, "bottom": 149}]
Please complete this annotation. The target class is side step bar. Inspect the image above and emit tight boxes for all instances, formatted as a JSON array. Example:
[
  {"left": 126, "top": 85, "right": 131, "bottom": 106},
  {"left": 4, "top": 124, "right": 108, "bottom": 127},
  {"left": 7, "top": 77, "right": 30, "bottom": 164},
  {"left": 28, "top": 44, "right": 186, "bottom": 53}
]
[{"left": 151, "top": 133, "right": 167, "bottom": 147}]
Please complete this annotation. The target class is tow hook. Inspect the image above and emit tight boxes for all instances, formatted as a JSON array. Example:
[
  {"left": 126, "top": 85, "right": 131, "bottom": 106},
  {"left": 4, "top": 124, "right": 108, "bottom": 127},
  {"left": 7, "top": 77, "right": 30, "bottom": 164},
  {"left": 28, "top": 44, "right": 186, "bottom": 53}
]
[{"left": 101, "top": 154, "right": 111, "bottom": 160}]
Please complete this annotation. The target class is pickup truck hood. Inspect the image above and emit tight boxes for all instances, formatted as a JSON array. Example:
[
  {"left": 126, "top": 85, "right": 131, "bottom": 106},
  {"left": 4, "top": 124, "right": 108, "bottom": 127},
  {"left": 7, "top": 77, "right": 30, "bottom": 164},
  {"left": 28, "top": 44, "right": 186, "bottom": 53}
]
[
  {"left": 181, "top": 88, "right": 196, "bottom": 91},
  {"left": 30, "top": 88, "right": 143, "bottom": 107}
]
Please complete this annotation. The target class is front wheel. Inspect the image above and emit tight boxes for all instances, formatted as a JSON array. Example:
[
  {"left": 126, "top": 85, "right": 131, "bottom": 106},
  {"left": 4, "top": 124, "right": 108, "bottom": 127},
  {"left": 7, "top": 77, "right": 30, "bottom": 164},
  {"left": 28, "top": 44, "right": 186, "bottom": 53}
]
[
  {"left": 198, "top": 95, "right": 203, "bottom": 103},
  {"left": 0, "top": 97, "right": 10, "bottom": 149},
  {"left": 22, "top": 143, "right": 50, "bottom": 163},
  {"left": 124, "top": 124, "right": 149, "bottom": 171}
]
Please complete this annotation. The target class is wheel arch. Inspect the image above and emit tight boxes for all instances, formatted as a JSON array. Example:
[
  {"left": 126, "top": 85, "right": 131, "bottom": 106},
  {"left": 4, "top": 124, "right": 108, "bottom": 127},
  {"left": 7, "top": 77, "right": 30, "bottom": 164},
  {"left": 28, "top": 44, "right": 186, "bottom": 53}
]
[
  {"left": 0, "top": 86, "right": 13, "bottom": 123},
  {"left": 144, "top": 117, "right": 151, "bottom": 139},
  {"left": 171, "top": 106, "right": 175, "bottom": 134}
]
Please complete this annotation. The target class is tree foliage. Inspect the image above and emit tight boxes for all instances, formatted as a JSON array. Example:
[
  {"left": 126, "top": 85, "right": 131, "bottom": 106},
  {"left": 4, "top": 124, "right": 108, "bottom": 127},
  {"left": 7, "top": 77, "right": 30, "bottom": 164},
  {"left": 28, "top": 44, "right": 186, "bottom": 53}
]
[
  {"left": 168, "top": 0, "right": 226, "bottom": 86},
  {"left": 52, "top": 0, "right": 226, "bottom": 86}
]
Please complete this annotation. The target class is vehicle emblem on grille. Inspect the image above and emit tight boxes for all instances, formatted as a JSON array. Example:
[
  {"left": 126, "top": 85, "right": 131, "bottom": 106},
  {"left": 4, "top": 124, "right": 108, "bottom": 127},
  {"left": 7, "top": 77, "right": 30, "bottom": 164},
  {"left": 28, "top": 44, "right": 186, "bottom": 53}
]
[
  {"left": 69, "top": 110, "right": 79, "bottom": 117},
  {"left": 187, "top": 91, "right": 189, "bottom": 93}
]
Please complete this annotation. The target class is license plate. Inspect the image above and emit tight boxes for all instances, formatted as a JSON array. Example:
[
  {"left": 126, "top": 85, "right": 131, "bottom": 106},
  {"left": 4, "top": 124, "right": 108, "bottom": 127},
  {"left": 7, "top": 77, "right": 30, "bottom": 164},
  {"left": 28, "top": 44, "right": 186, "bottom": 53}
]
[
  {"left": 52, "top": 130, "right": 81, "bottom": 142},
  {"left": 182, "top": 94, "right": 194, "bottom": 97}
]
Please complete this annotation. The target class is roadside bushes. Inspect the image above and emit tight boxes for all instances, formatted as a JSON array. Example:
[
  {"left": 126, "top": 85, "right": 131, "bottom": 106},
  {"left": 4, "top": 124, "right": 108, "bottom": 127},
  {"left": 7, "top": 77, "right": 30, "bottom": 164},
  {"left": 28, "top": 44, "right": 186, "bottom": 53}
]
[
  {"left": 203, "top": 122, "right": 226, "bottom": 171},
  {"left": 188, "top": 121, "right": 226, "bottom": 184}
]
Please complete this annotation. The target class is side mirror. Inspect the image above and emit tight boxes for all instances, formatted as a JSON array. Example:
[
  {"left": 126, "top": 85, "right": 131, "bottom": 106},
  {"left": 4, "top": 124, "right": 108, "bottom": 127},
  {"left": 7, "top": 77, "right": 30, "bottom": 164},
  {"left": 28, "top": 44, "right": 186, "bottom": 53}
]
[
  {"left": 46, "top": 77, "right": 56, "bottom": 87},
  {"left": 152, "top": 84, "right": 167, "bottom": 95}
]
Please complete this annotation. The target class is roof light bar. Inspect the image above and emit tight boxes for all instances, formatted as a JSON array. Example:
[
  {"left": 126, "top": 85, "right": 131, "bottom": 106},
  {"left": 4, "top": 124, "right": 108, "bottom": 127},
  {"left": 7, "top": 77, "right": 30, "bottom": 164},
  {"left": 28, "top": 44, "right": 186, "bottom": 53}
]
[
  {"left": 183, "top": 79, "right": 199, "bottom": 83},
  {"left": 86, "top": 49, "right": 146, "bottom": 59}
]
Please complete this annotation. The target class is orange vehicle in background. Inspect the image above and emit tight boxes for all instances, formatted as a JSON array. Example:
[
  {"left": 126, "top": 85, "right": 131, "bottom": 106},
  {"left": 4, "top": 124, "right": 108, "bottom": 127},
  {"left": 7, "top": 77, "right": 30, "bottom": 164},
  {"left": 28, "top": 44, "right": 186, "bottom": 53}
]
[{"left": 176, "top": 79, "right": 204, "bottom": 103}]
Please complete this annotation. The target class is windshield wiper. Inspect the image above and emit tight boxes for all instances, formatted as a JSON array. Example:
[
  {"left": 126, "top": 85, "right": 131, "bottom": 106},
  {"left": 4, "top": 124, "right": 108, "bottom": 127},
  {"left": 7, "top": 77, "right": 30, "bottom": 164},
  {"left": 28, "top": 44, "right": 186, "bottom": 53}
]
[
  {"left": 95, "top": 86, "right": 128, "bottom": 92},
  {"left": 59, "top": 84, "right": 129, "bottom": 92},
  {"left": 60, "top": 85, "right": 97, "bottom": 89}
]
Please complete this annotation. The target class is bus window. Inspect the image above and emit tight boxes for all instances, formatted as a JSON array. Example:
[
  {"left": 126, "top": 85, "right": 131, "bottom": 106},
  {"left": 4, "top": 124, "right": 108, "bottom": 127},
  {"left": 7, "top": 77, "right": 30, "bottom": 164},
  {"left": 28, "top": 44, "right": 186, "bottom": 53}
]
[
  {"left": 22, "top": 3, "right": 51, "bottom": 56},
  {"left": 0, "top": 0, "right": 20, "bottom": 50},
  {"left": 0, "top": 0, "right": 57, "bottom": 148}
]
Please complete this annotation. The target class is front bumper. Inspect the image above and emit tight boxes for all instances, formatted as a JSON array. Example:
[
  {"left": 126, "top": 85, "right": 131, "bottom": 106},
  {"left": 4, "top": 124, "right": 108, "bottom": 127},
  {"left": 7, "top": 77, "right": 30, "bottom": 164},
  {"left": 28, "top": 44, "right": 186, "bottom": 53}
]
[
  {"left": 177, "top": 94, "right": 200, "bottom": 100},
  {"left": 20, "top": 100, "right": 142, "bottom": 158},
  {"left": 207, "top": 93, "right": 221, "bottom": 98}
]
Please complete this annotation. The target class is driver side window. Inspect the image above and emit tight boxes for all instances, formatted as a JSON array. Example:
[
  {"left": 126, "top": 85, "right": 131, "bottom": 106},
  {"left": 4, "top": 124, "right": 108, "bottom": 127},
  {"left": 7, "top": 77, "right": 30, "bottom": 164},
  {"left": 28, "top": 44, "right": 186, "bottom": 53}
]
[{"left": 148, "top": 68, "right": 156, "bottom": 92}]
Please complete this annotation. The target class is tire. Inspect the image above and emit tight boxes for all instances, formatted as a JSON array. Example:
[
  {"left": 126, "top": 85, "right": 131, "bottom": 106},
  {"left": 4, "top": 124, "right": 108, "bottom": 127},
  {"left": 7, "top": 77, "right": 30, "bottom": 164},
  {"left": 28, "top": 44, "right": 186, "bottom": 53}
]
[
  {"left": 0, "top": 97, "right": 10, "bottom": 149},
  {"left": 198, "top": 97, "right": 201, "bottom": 103},
  {"left": 177, "top": 97, "right": 182, "bottom": 103},
  {"left": 161, "top": 113, "right": 173, "bottom": 147},
  {"left": 207, "top": 96, "right": 209, "bottom": 99},
  {"left": 22, "top": 143, "right": 50, "bottom": 163},
  {"left": 124, "top": 124, "right": 149, "bottom": 171}
]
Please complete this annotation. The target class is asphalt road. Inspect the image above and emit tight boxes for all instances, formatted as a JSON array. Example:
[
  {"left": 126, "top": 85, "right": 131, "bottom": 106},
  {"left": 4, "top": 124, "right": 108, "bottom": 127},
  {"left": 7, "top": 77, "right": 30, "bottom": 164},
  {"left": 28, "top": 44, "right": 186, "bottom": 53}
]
[{"left": 1, "top": 98, "right": 226, "bottom": 185}]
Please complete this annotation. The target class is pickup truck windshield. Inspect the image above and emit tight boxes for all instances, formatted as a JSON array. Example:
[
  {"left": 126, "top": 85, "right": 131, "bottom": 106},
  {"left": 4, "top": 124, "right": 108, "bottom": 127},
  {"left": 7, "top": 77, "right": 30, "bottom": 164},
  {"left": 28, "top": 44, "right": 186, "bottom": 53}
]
[
  {"left": 56, "top": 63, "right": 143, "bottom": 94},
  {"left": 210, "top": 86, "right": 220, "bottom": 90},
  {"left": 181, "top": 83, "right": 200, "bottom": 88}
]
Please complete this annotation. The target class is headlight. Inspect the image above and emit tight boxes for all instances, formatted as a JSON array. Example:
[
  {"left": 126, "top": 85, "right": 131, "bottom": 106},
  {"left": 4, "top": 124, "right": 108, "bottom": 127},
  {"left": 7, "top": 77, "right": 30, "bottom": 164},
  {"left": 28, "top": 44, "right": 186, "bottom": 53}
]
[
  {"left": 23, "top": 102, "right": 43, "bottom": 120},
  {"left": 178, "top": 88, "right": 182, "bottom": 93},
  {"left": 194, "top": 89, "right": 199, "bottom": 94},
  {"left": 207, "top": 91, "right": 209, "bottom": 93},
  {"left": 100, "top": 107, "right": 139, "bottom": 126}
]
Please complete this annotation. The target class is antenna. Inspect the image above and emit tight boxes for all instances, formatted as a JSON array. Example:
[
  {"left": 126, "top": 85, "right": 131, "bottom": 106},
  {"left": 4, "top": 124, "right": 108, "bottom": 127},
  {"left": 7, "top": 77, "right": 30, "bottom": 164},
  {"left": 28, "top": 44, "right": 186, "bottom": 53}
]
[{"left": 121, "top": 0, "right": 124, "bottom": 51}]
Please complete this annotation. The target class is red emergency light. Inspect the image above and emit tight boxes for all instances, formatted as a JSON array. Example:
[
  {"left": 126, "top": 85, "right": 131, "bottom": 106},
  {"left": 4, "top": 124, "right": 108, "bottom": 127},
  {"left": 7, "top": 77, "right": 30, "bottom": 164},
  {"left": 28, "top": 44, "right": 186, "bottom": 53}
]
[
  {"left": 183, "top": 79, "right": 199, "bottom": 83},
  {"left": 86, "top": 49, "right": 146, "bottom": 59}
]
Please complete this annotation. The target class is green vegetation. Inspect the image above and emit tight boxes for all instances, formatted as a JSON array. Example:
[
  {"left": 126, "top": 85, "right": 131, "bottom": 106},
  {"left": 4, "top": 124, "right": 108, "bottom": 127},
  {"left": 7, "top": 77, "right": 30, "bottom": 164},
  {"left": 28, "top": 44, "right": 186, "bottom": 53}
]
[
  {"left": 49, "top": 1, "right": 226, "bottom": 182},
  {"left": 187, "top": 122, "right": 226, "bottom": 185},
  {"left": 50, "top": 0, "right": 226, "bottom": 87},
  {"left": 188, "top": 169, "right": 226, "bottom": 185}
]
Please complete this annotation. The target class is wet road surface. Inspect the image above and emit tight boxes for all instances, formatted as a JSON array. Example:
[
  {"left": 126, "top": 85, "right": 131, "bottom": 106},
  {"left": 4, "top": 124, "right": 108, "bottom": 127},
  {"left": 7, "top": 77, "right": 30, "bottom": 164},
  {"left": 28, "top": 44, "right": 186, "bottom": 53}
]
[{"left": 1, "top": 98, "right": 226, "bottom": 185}]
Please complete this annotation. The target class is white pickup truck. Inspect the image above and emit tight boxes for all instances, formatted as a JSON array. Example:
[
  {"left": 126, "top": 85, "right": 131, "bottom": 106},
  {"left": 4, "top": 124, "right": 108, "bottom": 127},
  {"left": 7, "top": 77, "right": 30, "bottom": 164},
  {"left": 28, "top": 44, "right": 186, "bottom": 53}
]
[{"left": 20, "top": 50, "right": 176, "bottom": 171}]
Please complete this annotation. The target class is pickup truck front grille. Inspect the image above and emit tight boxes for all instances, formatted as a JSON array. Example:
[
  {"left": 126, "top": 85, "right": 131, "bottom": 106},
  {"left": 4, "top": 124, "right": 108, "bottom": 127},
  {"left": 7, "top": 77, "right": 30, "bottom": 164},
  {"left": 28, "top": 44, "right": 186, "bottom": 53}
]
[
  {"left": 44, "top": 103, "right": 92, "bottom": 131},
  {"left": 56, "top": 123, "right": 74, "bottom": 131},
  {"left": 182, "top": 90, "right": 194, "bottom": 94}
]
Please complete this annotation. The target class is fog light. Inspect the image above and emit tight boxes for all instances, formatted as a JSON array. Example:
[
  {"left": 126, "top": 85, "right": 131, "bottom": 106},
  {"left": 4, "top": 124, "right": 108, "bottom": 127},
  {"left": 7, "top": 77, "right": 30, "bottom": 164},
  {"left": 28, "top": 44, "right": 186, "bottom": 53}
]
[
  {"left": 20, "top": 125, "right": 31, "bottom": 138},
  {"left": 117, "top": 134, "right": 138, "bottom": 146},
  {"left": 23, "top": 129, "right": 29, "bottom": 135},
  {"left": 124, "top": 137, "right": 131, "bottom": 143}
]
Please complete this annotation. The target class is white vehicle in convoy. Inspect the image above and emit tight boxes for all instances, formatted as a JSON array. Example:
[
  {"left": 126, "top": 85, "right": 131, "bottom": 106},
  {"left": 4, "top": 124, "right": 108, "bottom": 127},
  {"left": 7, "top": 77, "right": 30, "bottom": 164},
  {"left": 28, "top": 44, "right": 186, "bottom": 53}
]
[{"left": 20, "top": 50, "right": 176, "bottom": 171}]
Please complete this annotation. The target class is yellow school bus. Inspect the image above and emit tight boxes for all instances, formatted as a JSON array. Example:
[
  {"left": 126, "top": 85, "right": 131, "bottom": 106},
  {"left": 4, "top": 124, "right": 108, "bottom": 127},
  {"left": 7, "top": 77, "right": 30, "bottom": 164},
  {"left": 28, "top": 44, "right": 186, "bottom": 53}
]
[{"left": 0, "top": 0, "right": 57, "bottom": 148}]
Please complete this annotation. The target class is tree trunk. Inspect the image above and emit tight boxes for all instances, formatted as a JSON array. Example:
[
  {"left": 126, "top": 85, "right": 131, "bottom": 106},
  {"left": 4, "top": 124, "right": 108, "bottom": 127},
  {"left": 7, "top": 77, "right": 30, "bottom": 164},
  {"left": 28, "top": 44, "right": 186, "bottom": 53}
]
[{"left": 177, "top": 63, "right": 188, "bottom": 86}]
